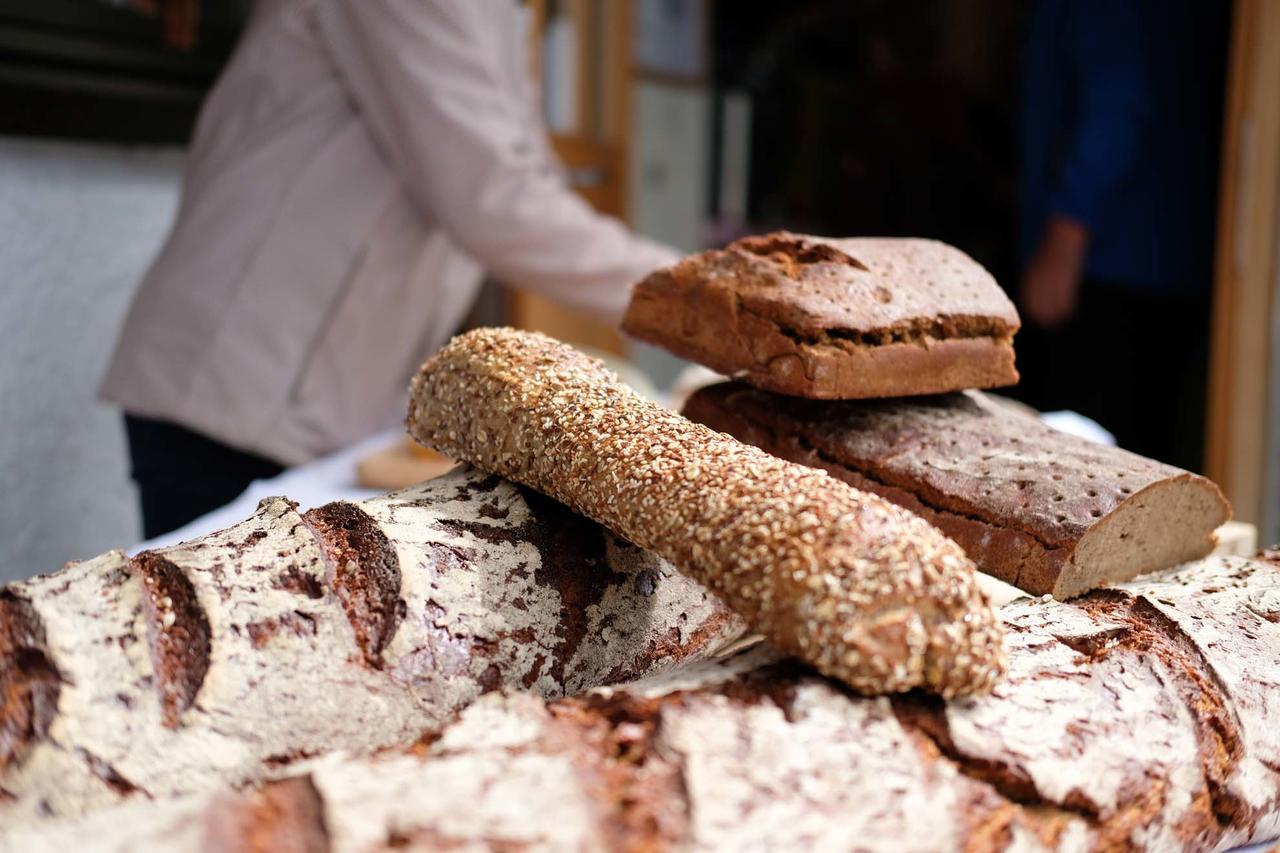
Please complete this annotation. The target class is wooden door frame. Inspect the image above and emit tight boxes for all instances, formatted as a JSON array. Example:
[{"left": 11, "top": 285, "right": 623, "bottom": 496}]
[{"left": 1205, "top": 0, "right": 1280, "bottom": 531}]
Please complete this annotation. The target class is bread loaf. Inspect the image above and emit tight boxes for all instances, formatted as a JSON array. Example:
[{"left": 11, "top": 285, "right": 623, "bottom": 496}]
[
  {"left": 0, "top": 465, "right": 741, "bottom": 825},
  {"left": 622, "top": 231, "right": 1020, "bottom": 399},
  {"left": 406, "top": 327, "right": 1005, "bottom": 698},
  {"left": 11, "top": 555, "right": 1277, "bottom": 852},
  {"left": 683, "top": 383, "right": 1232, "bottom": 597}
]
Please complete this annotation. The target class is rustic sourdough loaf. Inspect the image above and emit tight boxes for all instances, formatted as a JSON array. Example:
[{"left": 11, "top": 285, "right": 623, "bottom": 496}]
[
  {"left": 684, "top": 382, "right": 1231, "bottom": 598},
  {"left": 8, "top": 555, "right": 1279, "bottom": 852},
  {"left": 622, "top": 231, "right": 1020, "bottom": 399},
  {"left": 407, "top": 328, "right": 1005, "bottom": 698},
  {"left": 0, "top": 465, "right": 741, "bottom": 825}
]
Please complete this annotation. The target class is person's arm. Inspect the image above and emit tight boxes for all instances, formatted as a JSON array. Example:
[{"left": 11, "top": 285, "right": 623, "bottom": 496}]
[
  {"left": 315, "top": 0, "right": 677, "bottom": 324},
  {"left": 1021, "top": 214, "right": 1090, "bottom": 328},
  {"left": 1020, "top": 0, "right": 1149, "bottom": 327}
]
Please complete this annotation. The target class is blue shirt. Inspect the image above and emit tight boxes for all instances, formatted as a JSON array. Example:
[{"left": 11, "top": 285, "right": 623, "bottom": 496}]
[{"left": 1019, "top": 0, "right": 1226, "bottom": 292}]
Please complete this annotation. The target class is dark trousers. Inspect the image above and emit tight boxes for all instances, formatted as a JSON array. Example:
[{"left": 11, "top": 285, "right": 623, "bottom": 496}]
[
  {"left": 125, "top": 414, "right": 285, "bottom": 539},
  {"left": 1010, "top": 283, "right": 1210, "bottom": 473}
]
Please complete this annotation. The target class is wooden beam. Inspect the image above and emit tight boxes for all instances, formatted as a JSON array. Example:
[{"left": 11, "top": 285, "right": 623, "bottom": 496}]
[{"left": 1206, "top": 0, "right": 1280, "bottom": 523}]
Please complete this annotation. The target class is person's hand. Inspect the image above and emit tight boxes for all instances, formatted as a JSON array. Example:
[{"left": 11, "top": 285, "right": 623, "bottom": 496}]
[{"left": 1020, "top": 216, "right": 1089, "bottom": 329}]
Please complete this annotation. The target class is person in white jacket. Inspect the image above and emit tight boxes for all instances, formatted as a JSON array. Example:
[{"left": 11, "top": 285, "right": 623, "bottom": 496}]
[{"left": 100, "top": 0, "right": 677, "bottom": 537}]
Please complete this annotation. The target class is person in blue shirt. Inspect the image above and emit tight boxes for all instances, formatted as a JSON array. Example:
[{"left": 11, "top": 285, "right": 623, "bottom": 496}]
[{"left": 1016, "top": 0, "right": 1228, "bottom": 471}]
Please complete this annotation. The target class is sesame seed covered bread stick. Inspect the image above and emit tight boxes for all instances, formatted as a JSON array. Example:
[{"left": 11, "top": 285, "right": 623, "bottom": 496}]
[{"left": 407, "top": 328, "right": 1005, "bottom": 697}]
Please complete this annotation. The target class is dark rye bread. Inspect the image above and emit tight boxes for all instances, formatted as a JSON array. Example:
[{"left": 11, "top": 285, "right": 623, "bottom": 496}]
[
  {"left": 0, "top": 465, "right": 742, "bottom": 826},
  {"left": 684, "top": 382, "right": 1231, "bottom": 598},
  {"left": 10, "top": 555, "right": 1279, "bottom": 852},
  {"left": 622, "top": 231, "right": 1020, "bottom": 399}
]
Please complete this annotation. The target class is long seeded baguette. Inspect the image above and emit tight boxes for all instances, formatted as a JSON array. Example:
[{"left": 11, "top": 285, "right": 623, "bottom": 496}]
[
  {"left": 682, "top": 383, "right": 1232, "bottom": 598},
  {"left": 406, "top": 327, "right": 1005, "bottom": 697},
  {"left": 12, "top": 555, "right": 1278, "bottom": 852},
  {"left": 0, "top": 465, "right": 741, "bottom": 825}
]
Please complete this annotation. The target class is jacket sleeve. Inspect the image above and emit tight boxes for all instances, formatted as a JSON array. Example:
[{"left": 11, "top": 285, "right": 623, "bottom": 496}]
[
  {"left": 1049, "top": 0, "right": 1151, "bottom": 229},
  {"left": 315, "top": 0, "right": 678, "bottom": 324}
]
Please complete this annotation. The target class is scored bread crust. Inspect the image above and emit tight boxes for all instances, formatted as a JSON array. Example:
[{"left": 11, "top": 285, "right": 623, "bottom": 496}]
[
  {"left": 0, "top": 466, "right": 741, "bottom": 826},
  {"left": 682, "top": 382, "right": 1232, "bottom": 598},
  {"left": 10, "top": 554, "right": 1279, "bottom": 852},
  {"left": 406, "top": 327, "right": 1005, "bottom": 698},
  {"left": 621, "top": 231, "right": 1020, "bottom": 399}
]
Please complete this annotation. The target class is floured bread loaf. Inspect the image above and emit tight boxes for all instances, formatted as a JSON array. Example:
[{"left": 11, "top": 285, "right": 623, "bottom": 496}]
[
  {"left": 622, "top": 231, "right": 1020, "bottom": 399},
  {"left": 10, "top": 555, "right": 1278, "bottom": 852},
  {"left": 684, "top": 383, "right": 1232, "bottom": 597},
  {"left": 0, "top": 466, "right": 741, "bottom": 825},
  {"left": 407, "top": 327, "right": 1005, "bottom": 698}
]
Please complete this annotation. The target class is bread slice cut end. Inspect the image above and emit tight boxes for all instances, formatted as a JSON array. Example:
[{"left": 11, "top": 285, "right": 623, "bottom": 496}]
[{"left": 1056, "top": 475, "right": 1231, "bottom": 599}]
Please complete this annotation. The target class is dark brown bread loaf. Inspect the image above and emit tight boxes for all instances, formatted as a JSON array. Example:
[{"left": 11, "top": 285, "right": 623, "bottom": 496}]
[
  {"left": 683, "top": 382, "right": 1231, "bottom": 597},
  {"left": 10, "top": 555, "right": 1278, "bottom": 852},
  {"left": 406, "top": 327, "right": 1006, "bottom": 698},
  {"left": 0, "top": 465, "right": 741, "bottom": 825},
  {"left": 622, "top": 231, "right": 1020, "bottom": 399}
]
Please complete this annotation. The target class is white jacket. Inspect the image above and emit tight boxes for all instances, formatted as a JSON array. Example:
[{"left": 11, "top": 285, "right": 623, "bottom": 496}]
[{"left": 101, "top": 0, "right": 675, "bottom": 464}]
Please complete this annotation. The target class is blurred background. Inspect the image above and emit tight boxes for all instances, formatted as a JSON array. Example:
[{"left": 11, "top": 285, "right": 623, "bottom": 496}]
[{"left": 2, "top": 0, "right": 1279, "bottom": 579}]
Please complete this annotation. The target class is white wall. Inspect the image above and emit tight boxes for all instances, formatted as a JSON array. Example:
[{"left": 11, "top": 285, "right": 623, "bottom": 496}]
[
  {"left": 0, "top": 137, "right": 183, "bottom": 582},
  {"left": 629, "top": 81, "right": 710, "bottom": 256},
  {"left": 627, "top": 80, "right": 711, "bottom": 389}
]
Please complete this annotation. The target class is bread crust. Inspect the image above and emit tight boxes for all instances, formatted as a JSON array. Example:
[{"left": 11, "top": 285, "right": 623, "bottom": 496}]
[
  {"left": 683, "top": 383, "right": 1232, "bottom": 597},
  {"left": 12, "top": 555, "right": 1279, "bottom": 852},
  {"left": 0, "top": 466, "right": 740, "bottom": 826},
  {"left": 622, "top": 232, "right": 1020, "bottom": 399}
]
